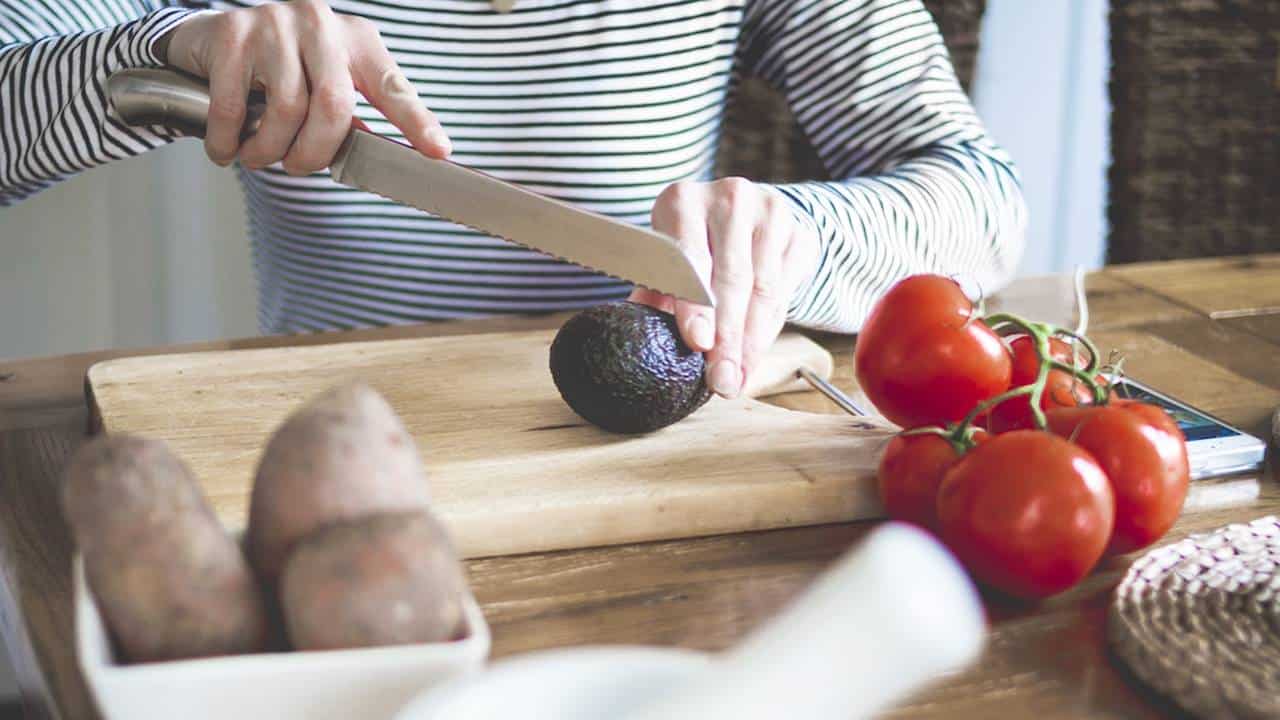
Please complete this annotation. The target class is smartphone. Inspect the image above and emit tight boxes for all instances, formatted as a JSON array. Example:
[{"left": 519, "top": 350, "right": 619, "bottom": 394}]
[{"left": 1107, "top": 376, "right": 1268, "bottom": 480}]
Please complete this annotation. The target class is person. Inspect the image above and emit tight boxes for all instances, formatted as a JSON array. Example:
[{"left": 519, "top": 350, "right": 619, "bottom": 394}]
[{"left": 0, "top": 0, "right": 1025, "bottom": 399}]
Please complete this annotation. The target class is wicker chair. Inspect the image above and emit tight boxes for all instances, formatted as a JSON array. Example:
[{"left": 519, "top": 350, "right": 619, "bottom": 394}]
[
  {"left": 1108, "top": 0, "right": 1280, "bottom": 262},
  {"left": 714, "top": 0, "right": 987, "bottom": 183}
]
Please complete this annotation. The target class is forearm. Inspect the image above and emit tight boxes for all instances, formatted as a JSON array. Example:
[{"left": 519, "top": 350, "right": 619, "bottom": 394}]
[
  {"left": 739, "top": 0, "right": 1027, "bottom": 333},
  {"left": 778, "top": 142, "right": 1028, "bottom": 333},
  {"left": 0, "top": 7, "right": 203, "bottom": 205}
]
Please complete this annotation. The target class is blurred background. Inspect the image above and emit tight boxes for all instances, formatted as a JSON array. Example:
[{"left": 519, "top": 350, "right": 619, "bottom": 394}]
[{"left": 0, "top": 0, "right": 1111, "bottom": 363}]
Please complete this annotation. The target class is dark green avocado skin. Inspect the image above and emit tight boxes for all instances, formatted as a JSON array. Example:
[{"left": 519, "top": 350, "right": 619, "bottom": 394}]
[{"left": 550, "top": 302, "right": 712, "bottom": 434}]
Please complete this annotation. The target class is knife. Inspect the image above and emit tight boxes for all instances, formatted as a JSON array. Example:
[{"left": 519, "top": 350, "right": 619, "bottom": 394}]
[{"left": 106, "top": 67, "right": 714, "bottom": 307}]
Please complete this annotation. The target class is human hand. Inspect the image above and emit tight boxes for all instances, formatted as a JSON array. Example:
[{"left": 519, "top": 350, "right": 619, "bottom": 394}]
[
  {"left": 630, "top": 178, "right": 820, "bottom": 399},
  {"left": 161, "top": 0, "right": 449, "bottom": 173}
]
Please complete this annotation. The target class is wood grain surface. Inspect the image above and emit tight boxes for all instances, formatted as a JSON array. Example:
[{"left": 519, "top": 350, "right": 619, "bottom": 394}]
[
  {"left": 0, "top": 259, "right": 1278, "bottom": 720},
  {"left": 1224, "top": 313, "right": 1280, "bottom": 346},
  {"left": 87, "top": 330, "right": 893, "bottom": 558},
  {"left": 1108, "top": 254, "right": 1280, "bottom": 319}
]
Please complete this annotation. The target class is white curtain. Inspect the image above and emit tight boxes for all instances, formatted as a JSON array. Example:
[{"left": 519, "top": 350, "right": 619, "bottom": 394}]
[
  {"left": 0, "top": 141, "right": 254, "bottom": 360},
  {"left": 974, "top": 0, "right": 1110, "bottom": 275}
]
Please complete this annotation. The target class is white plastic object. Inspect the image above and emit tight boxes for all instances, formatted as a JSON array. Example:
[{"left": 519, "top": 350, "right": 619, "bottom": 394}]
[
  {"left": 74, "top": 554, "right": 490, "bottom": 720},
  {"left": 622, "top": 523, "right": 986, "bottom": 720},
  {"left": 396, "top": 523, "right": 984, "bottom": 720},
  {"left": 395, "top": 646, "right": 710, "bottom": 720}
]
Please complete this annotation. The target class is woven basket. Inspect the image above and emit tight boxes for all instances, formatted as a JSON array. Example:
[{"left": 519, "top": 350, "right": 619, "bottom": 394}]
[
  {"left": 714, "top": 0, "right": 987, "bottom": 183},
  {"left": 1108, "top": 0, "right": 1280, "bottom": 263},
  {"left": 1111, "top": 516, "right": 1280, "bottom": 719}
]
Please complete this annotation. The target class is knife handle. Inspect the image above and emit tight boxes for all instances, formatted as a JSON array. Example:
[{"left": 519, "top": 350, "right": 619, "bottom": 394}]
[{"left": 107, "top": 68, "right": 265, "bottom": 140}]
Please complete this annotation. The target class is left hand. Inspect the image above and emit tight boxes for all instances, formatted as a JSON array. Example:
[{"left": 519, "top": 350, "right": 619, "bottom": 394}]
[{"left": 629, "top": 177, "right": 820, "bottom": 399}]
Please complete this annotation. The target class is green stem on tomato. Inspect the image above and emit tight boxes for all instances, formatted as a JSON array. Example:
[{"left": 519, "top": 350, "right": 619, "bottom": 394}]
[
  {"left": 1049, "top": 327, "right": 1102, "bottom": 375},
  {"left": 987, "top": 314, "right": 1108, "bottom": 397},
  {"left": 1049, "top": 328, "right": 1109, "bottom": 405},
  {"left": 981, "top": 311, "right": 1054, "bottom": 428},
  {"left": 955, "top": 383, "right": 1035, "bottom": 432},
  {"left": 954, "top": 422, "right": 988, "bottom": 449},
  {"left": 901, "top": 422, "right": 986, "bottom": 455},
  {"left": 980, "top": 312, "right": 1036, "bottom": 336},
  {"left": 1051, "top": 334, "right": 1109, "bottom": 405},
  {"left": 976, "top": 311, "right": 1111, "bottom": 430},
  {"left": 1026, "top": 329, "right": 1056, "bottom": 429},
  {"left": 899, "top": 424, "right": 962, "bottom": 452},
  {"left": 910, "top": 309, "right": 1112, "bottom": 452},
  {"left": 1048, "top": 359, "right": 1107, "bottom": 407}
]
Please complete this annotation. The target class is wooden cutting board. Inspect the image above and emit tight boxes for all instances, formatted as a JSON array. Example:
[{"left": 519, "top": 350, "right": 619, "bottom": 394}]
[{"left": 87, "top": 330, "right": 894, "bottom": 559}]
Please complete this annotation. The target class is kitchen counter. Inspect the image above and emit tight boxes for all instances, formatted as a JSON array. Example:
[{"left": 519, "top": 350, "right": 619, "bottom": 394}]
[{"left": 2, "top": 254, "right": 1278, "bottom": 719}]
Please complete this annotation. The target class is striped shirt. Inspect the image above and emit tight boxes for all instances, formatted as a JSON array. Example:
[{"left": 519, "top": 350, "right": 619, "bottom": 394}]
[{"left": 0, "top": 0, "right": 1026, "bottom": 334}]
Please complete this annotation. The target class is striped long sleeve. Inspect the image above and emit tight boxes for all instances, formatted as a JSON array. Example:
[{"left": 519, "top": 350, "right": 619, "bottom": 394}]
[
  {"left": 0, "top": 0, "right": 202, "bottom": 205},
  {"left": 747, "top": 0, "right": 1027, "bottom": 332},
  {"left": 3, "top": 0, "right": 1025, "bottom": 336}
]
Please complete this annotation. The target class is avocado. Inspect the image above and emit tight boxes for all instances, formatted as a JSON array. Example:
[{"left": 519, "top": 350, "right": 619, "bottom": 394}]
[{"left": 549, "top": 302, "right": 712, "bottom": 434}]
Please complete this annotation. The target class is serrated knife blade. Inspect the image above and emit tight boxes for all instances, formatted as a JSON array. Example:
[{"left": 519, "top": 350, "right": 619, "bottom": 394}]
[
  {"left": 107, "top": 68, "right": 714, "bottom": 306},
  {"left": 329, "top": 130, "right": 713, "bottom": 306}
]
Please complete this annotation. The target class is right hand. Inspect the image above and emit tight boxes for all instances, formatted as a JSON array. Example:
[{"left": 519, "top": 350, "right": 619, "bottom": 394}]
[{"left": 161, "top": 0, "right": 450, "bottom": 174}]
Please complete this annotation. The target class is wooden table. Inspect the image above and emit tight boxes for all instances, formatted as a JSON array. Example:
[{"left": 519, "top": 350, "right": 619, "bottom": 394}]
[{"left": 2, "top": 255, "right": 1278, "bottom": 719}]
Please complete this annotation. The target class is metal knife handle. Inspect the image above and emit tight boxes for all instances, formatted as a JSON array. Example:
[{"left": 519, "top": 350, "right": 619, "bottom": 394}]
[{"left": 107, "top": 67, "right": 265, "bottom": 140}]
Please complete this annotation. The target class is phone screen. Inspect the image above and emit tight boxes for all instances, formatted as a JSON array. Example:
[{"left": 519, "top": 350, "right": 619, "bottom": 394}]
[{"left": 1113, "top": 382, "right": 1239, "bottom": 441}]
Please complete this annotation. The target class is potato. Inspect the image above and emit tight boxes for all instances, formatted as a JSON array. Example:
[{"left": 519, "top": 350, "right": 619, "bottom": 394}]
[
  {"left": 280, "top": 511, "right": 468, "bottom": 650},
  {"left": 247, "top": 381, "right": 432, "bottom": 586},
  {"left": 61, "top": 435, "right": 268, "bottom": 663}
]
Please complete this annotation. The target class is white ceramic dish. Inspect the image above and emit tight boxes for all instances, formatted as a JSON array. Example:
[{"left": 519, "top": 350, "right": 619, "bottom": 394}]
[
  {"left": 394, "top": 646, "right": 710, "bottom": 720},
  {"left": 74, "top": 554, "right": 490, "bottom": 720}
]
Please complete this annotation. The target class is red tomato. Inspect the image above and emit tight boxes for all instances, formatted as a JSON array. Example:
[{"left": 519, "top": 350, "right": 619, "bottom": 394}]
[
  {"left": 936, "top": 431, "right": 1114, "bottom": 599},
  {"left": 855, "top": 275, "right": 1012, "bottom": 429},
  {"left": 985, "top": 335, "right": 1092, "bottom": 432},
  {"left": 1110, "top": 397, "right": 1176, "bottom": 427},
  {"left": 877, "top": 431, "right": 986, "bottom": 532},
  {"left": 1046, "top": 402, "right": 1189, "bottom": 555}
]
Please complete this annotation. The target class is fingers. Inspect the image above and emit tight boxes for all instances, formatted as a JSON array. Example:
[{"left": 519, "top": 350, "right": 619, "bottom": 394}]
[
  {"left": 237, "top": 8, "right": 306, "bottom": 170},
  {"left": 346, "top": 16, "right": 451, "bottom": 159},
  {"left": 644, "top": 179, "right": 810, "bottom": 400},
  {"left": 651, "top": 182, "right": 714, "bottom": 351},
  {"left": 203, "top": 14, "right": 253, "bottom": 166},
  {"left": 178, "top": 2, "right": 438, "bottom": 170},
  {"left": 647, "top": 179, "right": 821, "bottom": 400},
  {"left": 674, "top": 297, "right": 714, "bottom": 352},
  {"left": 285, "top": 12, "right": 355, "bottom": 174},
  {"left": 703, "top": 178, "right": 758, "bottom": 399},
  {"left": 739, "top": 196, "right": 793, "bottom": 380}
]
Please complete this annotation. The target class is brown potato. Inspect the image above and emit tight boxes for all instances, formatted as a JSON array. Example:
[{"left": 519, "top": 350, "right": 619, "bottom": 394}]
[
  {"left": 280, "top": 511, "right": 468, "bottom": 650},
  {"left": 62, "top": 435, "right": 268, "bottom": 663},
  {"left": 247, "top": 381, "right": 432, "bottom": 586}
]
